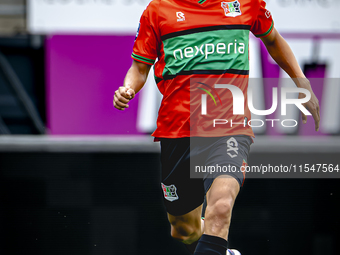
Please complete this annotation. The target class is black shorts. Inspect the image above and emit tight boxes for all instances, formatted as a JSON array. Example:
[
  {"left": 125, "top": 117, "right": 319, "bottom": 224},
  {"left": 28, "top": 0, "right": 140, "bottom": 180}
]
[{"left": 160, "top": 135, "right": 252, "bottom": 216}]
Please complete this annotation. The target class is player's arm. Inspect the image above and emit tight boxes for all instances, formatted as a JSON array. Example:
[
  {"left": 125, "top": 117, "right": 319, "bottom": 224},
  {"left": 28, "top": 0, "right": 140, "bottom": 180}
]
[
  {"left": 261, "top": 27, "right": 320, "bottom": 131},
  {"left": 113, "top": 60, "right": 151, "bottom": 110}
]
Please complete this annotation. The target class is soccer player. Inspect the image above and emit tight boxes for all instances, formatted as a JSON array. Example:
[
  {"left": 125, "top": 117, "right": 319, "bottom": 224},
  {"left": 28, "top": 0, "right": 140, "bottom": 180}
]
[{"left": 114, "top": 0, "right": 320, "bottom": 254}]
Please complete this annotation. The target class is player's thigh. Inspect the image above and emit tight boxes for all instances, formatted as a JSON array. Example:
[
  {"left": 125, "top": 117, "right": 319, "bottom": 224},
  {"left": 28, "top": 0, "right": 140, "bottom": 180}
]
[
  {"left": 202, "top": 135, "right": 252, "bottom": 219},
  {"left": 160, "top": 138, "right": 205, "bottom": 216},
  {"left": 203, "top": 135, "right": 252, "bottom": 191}
]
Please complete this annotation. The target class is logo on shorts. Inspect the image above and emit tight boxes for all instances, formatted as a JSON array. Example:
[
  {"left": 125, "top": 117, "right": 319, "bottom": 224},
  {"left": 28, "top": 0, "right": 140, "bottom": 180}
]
[
  {"left": 161, "top": 183, "right": 179, "bottom": 202},
  {"left": 221, "top": 1, "right": 242, "bottom": 17},
  {"left": 226, "top": 137, "right": 239, "bottom": 158}
]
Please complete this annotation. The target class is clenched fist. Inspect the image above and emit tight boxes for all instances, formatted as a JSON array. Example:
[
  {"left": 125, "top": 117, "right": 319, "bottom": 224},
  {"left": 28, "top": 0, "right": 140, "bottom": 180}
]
[{"left": 113, "top": 85, "right": 136, "bottom": 110}]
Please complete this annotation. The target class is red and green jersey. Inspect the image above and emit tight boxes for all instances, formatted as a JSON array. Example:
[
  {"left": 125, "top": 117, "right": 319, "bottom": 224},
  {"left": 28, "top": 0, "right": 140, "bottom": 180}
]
[{"left": 132, "top": 0, "right": 273, "bottom": 138}]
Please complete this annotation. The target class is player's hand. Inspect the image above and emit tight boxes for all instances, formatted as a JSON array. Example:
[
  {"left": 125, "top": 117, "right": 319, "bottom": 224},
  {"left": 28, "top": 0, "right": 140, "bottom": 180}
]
[
  {"left": 298, "top": 79, "right": 320, "bottom": 132},
  {"left": 113, "top": 85, "right": 135, "bottom": 110}
]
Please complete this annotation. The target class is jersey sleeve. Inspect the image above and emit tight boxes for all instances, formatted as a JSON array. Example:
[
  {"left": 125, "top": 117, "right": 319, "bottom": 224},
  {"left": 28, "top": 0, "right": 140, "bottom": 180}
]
[
  {"left": 251, "top": 0, "right": 274, "bottom": 38},
  {"left": 131, "top": 2, "right": 160, "bottom": 65}
]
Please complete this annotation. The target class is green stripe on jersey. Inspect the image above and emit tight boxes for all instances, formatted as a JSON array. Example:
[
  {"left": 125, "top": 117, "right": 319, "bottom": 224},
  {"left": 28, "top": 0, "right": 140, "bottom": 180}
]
[
  {"left": 255, "top": 21, "right": 274, "bottom": 38},
  {"left": 162, "top": 29, "right": 249, "bottom": 77},
  {"left": 131, "top": 53, "right": 155, "bottom": 65},
  {"left": 198, "top": 0, "right": 207, "bottom": 4}
]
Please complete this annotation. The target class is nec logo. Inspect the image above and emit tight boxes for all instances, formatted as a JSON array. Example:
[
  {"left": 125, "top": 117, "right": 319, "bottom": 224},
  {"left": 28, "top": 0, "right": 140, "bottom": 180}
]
[{"left": 176, "top": 12, "right": 185, "bottom": 22}]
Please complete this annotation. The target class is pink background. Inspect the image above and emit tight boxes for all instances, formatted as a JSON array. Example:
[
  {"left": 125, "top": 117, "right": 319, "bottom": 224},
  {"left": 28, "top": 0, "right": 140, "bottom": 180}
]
[{"left": 46, "top": 35, "right": 141, "bottom": 135}]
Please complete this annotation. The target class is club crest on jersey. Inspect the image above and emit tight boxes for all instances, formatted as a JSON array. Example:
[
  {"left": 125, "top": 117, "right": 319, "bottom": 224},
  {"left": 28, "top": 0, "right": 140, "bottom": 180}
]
[
  {"left": 161, "top": 183, "right": 179, "bottom": 202},
  {"left": 221, "top": 1, "right": 242, "bottom": 17}
]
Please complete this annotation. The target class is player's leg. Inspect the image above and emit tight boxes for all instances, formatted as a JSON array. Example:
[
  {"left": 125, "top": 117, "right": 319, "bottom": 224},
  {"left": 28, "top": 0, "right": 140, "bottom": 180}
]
[
  {"left": 192, "top": 177, "right": 240, "bottom": 255},
  {"left": 193, "top": 136, "right": 252, "bottom": 255},
  {"left": 167, "top": 204, "right": 203, "bottom": 244},
  {"left": 193, "top": 177, "right": 240, "bottom": 255},
  {"left": 204, "top": 176, "right": 239, "bottom": 240}
]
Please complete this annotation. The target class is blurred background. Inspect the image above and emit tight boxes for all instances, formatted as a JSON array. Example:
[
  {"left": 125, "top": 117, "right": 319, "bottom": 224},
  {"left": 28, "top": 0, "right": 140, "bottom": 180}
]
[{"left": 0, "top": 0, "right": 339, "bottom": 254}]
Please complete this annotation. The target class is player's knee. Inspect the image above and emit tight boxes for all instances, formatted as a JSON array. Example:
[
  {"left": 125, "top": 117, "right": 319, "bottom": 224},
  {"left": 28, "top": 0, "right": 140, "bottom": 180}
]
[
  {"left": 207, "top": 198, "right": 233, "bottom": 223},
  {"left": 170, "top": 221, "right": 200, "bottom": 244}
]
